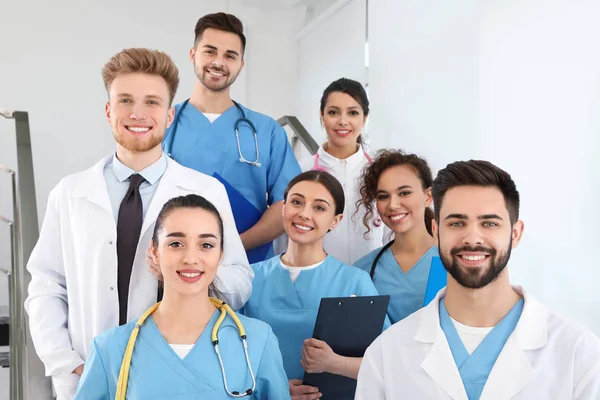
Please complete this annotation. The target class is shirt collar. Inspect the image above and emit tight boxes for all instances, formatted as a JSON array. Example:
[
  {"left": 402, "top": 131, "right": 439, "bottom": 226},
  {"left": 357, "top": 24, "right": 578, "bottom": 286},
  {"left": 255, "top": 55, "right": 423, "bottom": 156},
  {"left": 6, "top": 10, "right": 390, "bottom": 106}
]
[
  {"left": 110, "top": 152, "right": 167, "bottom": 185},
  {"left": 318, "top": 143, "right": 369, "bottom": 168}
]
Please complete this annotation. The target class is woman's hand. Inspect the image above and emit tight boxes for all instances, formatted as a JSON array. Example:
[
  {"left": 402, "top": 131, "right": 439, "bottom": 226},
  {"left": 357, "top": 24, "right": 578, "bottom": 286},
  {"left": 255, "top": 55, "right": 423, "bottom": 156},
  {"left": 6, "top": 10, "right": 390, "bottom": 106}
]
[
  {"left": 300, "top": 338, "right": 338, "bottom": 374},
  {"left": 289, "top": 379, "right": 321, "bottom": 400}
]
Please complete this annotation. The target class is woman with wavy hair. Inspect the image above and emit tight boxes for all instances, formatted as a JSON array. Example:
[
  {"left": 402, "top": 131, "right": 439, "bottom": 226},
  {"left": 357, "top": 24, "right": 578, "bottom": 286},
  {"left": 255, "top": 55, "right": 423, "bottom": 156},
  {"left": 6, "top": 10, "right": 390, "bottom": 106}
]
[{"left": 354, "top": 150, "right": 447, "bottom": 324}]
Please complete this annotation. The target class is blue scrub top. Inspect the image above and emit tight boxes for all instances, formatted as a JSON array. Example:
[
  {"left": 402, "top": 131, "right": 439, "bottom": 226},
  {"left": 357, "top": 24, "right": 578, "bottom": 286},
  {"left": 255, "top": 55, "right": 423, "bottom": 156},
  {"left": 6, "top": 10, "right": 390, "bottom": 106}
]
[
  {"left": 164, "top": 101, "right": 301, "bottom": 215},
  {"left": 75, "top": 308, "right": 290, "bottom": 399},
  {"left": 355, "top": 246, "right": 443, "bottom": 324},
  {"left": 243, "top": 255, "right": 390, "bottom": 379}
]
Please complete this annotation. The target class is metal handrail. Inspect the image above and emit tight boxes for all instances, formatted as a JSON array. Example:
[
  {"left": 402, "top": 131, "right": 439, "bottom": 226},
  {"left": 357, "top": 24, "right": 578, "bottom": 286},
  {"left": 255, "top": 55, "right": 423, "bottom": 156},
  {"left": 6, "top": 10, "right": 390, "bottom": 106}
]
[
  {"left": 0, "top": 164, "right": 22, "bottom": 400},
  {"left": 1, "top": 108, "right": 50, "bottom": 399},
  {"left": 0, "top": 106, "right": 14, "bottom": 119},
  {"left": 277, "top": 115, "right": 319, "bottom": 155}
]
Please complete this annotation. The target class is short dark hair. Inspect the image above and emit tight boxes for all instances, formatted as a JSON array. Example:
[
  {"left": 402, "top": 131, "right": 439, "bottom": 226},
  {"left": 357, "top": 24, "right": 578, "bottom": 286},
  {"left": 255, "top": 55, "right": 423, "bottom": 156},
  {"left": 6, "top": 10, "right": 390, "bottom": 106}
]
[
  {"left": 320, "top": 78, "right": 369, "bottom": 144},
  {"left": 284, "top": 170, "right": 345, "bottom": 216},
  {"left": 432, "top": 160, "right": 520, "bottom": 225},
  {"left": 194, "top": 12, "right": 246, "bottom": 54}
]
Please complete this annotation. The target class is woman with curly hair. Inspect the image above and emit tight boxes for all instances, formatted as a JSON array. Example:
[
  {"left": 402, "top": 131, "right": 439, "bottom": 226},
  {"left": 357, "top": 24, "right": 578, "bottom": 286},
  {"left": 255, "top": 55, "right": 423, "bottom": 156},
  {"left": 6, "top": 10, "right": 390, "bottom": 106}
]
[{"left": 354, "top": 150, "right": 447, "bottom": 323}]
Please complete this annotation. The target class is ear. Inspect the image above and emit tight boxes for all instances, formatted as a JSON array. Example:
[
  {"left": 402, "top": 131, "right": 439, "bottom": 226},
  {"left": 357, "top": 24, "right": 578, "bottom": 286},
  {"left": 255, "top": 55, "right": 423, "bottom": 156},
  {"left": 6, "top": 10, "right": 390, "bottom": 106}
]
[
  {"left": 189, "top": 47, "right": 195, "bottom": 64},
  {"left": 424, "top": 187, "right": 433, "bottom": 207},
  {"left": 239, "top": 58, "right": 245, "bottom": 73},
  {"left": 510, "top": 220, "right": 525, "bottom": 249},
  {"left": 105, "top": 102, "right": 112, "bottom": 123},
  {"left": 218, "top": 248, "right": 224, "bottom": 266},
  {"left": 329, "top": 214, "right": 344, "bottom": 231},
  {"left": 432, "top": 218, "right": 439, "bottom": 243},
  {"left": 166, "top": 106, "right": 175, "bottom": 128},
  {"left": 150, "top": 239, "right": 160, "bottom": 265}
]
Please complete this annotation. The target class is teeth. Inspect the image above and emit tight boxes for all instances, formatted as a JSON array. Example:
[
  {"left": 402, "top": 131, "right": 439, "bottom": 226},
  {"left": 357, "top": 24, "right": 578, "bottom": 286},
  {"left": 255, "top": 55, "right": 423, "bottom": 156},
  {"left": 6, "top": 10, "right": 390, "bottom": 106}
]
[
  {"left": 128, "top": 127, "right": 150, "bottom": 132},
  {"left": 337, "top": 130, "right": 350, "bottom": 134},
  {"left": 208, "top": 70, "right": 225, "bottom": 76},
  {"left": 462, "top": 255, "right": 486, "bottom": 261},
  {"left": 180, "top": 272, "right": 201, "bottom": 278},
  {"left": 390, "top": 214, "right": 407, "bottom": 221},
  {"left": 293, "top": 223, "right": 313, "bottom": 231}
]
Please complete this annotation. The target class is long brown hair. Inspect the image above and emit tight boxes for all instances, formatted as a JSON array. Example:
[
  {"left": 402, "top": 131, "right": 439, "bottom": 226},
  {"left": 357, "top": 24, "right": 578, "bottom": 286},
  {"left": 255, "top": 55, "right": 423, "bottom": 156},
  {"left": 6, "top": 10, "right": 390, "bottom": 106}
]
[{"left": 356, "top": 149, "right": 434, "bottom": 236}]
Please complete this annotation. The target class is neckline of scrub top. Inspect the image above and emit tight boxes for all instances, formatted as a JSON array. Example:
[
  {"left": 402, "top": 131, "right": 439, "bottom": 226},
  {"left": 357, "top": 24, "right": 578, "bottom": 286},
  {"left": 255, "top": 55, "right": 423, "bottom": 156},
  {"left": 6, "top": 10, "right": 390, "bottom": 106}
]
[
  {"left": 317, "top": 143, "right": 369, "bottom": 170},
  {"left": 184, "top": 100, "right": 239, "bottom": 126},
  {"left": 387, "top": 245, "right": 438, "bottom": 276},
  {"left": 109, "top": 152, "right": 167, "bottom": 185},
  {"left": 203, "top": 113, "right": 221, "bottom": 124},
  {"left": 147, "top": 308, "right": 221, "bottom": 362},
  {"left": 278, "top": 258, "right": 325, "bottom": 271}
]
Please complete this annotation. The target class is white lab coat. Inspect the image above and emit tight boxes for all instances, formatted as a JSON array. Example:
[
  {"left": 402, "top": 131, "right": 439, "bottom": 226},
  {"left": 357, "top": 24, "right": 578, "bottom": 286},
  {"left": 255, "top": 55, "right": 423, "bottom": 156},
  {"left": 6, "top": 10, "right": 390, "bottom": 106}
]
[
  {"left": 356, "top": 286, "right": 600, "bottom": 400},
  {"left": 298, "top": 145, "right": 388, "bottom": 265},
  {"left": 24, "top": 155, "right": 253, "bottom": 399}
]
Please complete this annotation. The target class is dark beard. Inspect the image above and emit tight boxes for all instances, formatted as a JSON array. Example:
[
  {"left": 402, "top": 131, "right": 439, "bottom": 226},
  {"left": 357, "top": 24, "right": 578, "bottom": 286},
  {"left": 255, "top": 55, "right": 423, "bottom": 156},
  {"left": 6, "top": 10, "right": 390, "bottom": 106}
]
[
  {"left": 439, "top": 243, "right": 511, "bottom": 289},
  {"left": 196, "top": 64, "right": 240, "bottom": 92}
]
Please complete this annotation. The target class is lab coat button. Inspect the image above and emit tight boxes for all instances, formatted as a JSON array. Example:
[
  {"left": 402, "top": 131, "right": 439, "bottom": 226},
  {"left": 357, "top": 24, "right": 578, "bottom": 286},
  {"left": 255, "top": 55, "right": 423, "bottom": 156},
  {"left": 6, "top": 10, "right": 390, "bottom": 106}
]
[
  {"left": 108, "top": 240, "right": 113, "bottom": 245},
  {"left": 109, "top": 287, "right": 114, "bottom": 291}
]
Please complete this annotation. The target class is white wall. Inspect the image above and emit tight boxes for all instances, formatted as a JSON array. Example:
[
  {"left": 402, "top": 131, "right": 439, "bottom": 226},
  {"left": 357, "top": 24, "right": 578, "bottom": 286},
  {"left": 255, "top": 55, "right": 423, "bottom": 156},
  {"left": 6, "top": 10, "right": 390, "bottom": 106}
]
[
  {"left": 369, "top": 0, "right": 600, "bottom": 335},
  {"left": 0, "top": 0, "right": 301, "bottom": 222},
  {"left": 296, "top": 0, "right": 367, "bottom": 163}
]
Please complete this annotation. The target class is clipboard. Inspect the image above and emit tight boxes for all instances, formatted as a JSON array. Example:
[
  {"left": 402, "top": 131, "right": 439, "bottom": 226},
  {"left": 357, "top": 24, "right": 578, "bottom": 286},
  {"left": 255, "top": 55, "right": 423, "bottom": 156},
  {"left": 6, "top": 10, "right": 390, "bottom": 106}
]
[
  {"left": 212, "top": 172, "right": 272, "bottom": 263},
  {"left": 302, "top": 295, "right": 390, "bottom": 399}
]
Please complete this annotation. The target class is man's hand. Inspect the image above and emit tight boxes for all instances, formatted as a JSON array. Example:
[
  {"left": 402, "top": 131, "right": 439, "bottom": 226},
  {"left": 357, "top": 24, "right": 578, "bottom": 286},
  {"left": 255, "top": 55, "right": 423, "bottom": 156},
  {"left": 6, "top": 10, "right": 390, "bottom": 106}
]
[{"left": 289, "top": 379, "right": 321, "bottom": 400}]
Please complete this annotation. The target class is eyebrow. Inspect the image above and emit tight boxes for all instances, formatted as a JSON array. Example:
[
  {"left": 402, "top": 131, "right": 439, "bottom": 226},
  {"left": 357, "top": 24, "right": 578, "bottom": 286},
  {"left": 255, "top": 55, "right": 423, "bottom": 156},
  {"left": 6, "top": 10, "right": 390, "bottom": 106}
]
[
  {"left": 376, "top": 185, "right": 412, "bottom": 194},
  {"left": 165, "top": 232, "right": 218, "bottom": 239},
  {"left": 326, "top": 105, "right": 361, "bottom": 110},
  {"left": 289, "top": 193, "right": 331, "bottom": 207},
  {"left": 203, "top": 44, "right": 240, "bottom": 57},
  {"left": 444, "top": 213, "right": 504, "bottom": 221},
  {"left": 116, "top": 93, "right": 164, "bottom": 101}
]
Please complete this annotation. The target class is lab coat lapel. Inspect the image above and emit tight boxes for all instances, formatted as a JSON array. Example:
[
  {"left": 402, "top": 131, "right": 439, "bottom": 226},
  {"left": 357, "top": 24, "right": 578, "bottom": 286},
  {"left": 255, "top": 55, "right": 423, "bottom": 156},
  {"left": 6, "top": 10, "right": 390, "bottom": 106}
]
[
  {"left": 479, "top": 337, "right": 535, "bottom": 399},
  {"left": 418, "top": 290, "right": 469, "bottom": 400},
  {"left": 70, "top": 155, "right": 114, "bottom": 217},
  {"left": 139, "top": 157, "right": 193, "bottom": 238},
  {"left": 481, "top": 287, "right": 545, "bottom": 399}
]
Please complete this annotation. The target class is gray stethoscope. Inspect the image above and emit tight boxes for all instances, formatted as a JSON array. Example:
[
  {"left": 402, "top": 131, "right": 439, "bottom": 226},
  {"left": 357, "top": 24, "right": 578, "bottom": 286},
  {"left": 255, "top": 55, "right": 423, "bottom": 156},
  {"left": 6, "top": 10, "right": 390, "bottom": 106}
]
[{"left": 165, "top": 98, "right": 262, "bottom": 167}]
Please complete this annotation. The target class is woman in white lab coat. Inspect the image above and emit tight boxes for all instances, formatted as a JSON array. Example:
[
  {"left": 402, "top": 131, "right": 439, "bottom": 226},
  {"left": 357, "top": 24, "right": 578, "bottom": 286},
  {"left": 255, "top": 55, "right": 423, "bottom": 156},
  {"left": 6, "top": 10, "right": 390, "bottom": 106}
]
[{"left": 299, "top": 78, "right": 386, "bottom": 265}]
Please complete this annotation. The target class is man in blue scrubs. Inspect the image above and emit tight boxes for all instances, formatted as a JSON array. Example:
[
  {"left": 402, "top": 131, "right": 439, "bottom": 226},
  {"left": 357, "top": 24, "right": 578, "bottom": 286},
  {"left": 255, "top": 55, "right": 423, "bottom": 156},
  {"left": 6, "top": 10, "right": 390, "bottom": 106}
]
[
  {"left": 356, "top": 160, "right": 600, "bottom": 399},
  {"left": 162, "top": 12, "right": 301, "bottom": 263}
]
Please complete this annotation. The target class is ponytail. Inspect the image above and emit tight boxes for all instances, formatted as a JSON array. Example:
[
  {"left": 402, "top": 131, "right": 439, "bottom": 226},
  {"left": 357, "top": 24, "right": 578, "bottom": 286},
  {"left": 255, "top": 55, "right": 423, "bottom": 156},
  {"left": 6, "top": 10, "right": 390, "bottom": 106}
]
[{"left": 424, "top": 207, "right": 434, "bottom": 236}]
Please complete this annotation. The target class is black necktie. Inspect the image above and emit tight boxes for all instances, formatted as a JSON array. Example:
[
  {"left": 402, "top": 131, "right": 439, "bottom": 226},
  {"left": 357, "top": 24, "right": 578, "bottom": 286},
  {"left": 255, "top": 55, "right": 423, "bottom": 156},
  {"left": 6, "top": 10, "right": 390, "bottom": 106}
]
[{"left": 117, "top": 173, "right": 145, "bottom": 325}]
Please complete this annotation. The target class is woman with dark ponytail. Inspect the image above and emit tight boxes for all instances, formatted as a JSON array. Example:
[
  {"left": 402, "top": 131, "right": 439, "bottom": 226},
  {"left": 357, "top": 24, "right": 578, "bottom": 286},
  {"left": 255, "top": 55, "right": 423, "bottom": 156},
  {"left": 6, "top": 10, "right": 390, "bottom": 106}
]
[
  {"left": 300, "top": 78, "right": 386, "bottom": 265},
  {"left": 354, "top": 150, "right": 446, "bottom": 324}
]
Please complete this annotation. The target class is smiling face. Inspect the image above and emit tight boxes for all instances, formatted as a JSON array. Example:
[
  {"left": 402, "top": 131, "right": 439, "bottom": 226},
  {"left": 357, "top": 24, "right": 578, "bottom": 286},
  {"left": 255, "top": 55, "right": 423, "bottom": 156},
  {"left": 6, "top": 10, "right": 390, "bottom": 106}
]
[
  {"left": 190, "top": 28, "right": 244, "bottom": 92},
  {"left": 283, "top": 180, "right": 343, "bottom": 246},
  {"left": 433, "top": 185, "right": 524, "bottom": 289},
  {"left": 321, "top": 91, "right": 366, "bottom": 149},
  {"left": 375, "top": 164, "right": 432, "bottom": 235},
  {"left": 105, "top": 72, "right": 174, "bottom": 153},
  {"left": 151, "top": 207, "right": 223, "bottom": 297}
]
